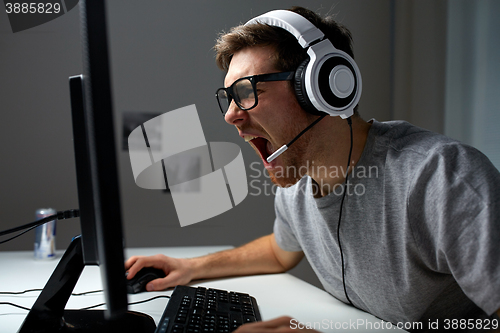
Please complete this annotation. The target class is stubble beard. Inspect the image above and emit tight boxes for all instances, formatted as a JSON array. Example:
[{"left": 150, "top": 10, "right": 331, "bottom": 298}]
[{"left": 267, "top": 135, "right": 311, "bottom": 188}]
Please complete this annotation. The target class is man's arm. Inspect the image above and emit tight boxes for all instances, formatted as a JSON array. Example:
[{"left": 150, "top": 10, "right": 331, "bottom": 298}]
[
  {"left": 125, "top": 233, "right": 304, "bottom": 291},
  {"left": 190, "top": 233, "right": 304, "bottom": 279}
]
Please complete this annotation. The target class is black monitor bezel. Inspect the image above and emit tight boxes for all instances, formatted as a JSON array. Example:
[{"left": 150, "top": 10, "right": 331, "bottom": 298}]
[{"left": 79, "top": 0, "right": 128, "bottom": 317}]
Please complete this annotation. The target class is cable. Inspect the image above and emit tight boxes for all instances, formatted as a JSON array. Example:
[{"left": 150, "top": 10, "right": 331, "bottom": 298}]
[
  {"left": 0, "top": 302, "right": 31, "bottom": 311},
  {"left": 0, "top": 289, "right": 103, "bottom": 296},
  {"left": 79, "top": 302, "right": 106, "bottom": 310},
  {"left": 0, "top": 209, "right": 80, "bottom": 236},
  {"left": 128, "top": 295, "right": 171, "bottom": 306},
  {"left": 0, "top": 215, "right": 57, "bottom": 237},
  {"left": 0, "top": 289, "right": 43, "bottom": 295},
  {"left": 0, "top": 225, "right": 40, "bottom": 245},
  {"left": 0, "top": 209, "right": 79, "bottom": 245},
  {"left": 337, "top": 117, "right": 354, "bottom": 307},
  {"left": 0, "top": 290, "right": 104, "bottom": 312},
  {"left": 71, "top": 290, "right": 103, "bottom": 296},
  {"left": 1, "top": 293, "right": 170, "bottom": 312},
  {"left": 80, "top": 295, "right": 171, "bottom": 310}
]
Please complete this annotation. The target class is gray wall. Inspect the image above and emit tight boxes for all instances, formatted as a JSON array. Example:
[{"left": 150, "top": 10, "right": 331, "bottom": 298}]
[
  {"left": 444, "top": 0, "right": 500, "bottom": 170},
  {"left": 0, "top": 0, "right": 447, "bottom": 289}
]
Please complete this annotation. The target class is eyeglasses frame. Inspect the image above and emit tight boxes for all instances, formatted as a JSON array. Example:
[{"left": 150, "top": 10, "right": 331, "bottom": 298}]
[{"left": 216, "top": 71, "right": 295, "bottom": 115}]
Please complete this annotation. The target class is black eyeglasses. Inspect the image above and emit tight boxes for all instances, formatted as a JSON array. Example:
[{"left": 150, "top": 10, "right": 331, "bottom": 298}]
[{"left": 216, "top": 71, "right": 294, "bottom": 115}]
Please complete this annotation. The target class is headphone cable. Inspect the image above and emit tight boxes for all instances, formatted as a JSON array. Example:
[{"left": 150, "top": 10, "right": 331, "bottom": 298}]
[{"left": 338, "top": 117, "right": 354, "bottom": 306}]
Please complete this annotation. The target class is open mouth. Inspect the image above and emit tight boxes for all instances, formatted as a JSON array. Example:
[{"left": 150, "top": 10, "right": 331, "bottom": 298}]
[{"left": 247, "top": 137, "right": 275, "bottom": 164}]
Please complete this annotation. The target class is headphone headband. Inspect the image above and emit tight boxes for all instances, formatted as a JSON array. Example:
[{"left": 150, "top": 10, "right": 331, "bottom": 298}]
[{"left": 246, "top": 10, "right": 324, "bottom": 48}]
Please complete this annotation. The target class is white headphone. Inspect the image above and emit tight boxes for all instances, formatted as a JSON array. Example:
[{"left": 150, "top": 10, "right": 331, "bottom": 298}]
[{"left": 245, "top": 10, "right": 362, "bottom": 119}]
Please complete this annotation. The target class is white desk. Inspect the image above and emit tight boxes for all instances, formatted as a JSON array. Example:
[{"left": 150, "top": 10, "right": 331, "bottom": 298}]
[{"left": 0, "top": 247, "right": 404, "bottom": 332}]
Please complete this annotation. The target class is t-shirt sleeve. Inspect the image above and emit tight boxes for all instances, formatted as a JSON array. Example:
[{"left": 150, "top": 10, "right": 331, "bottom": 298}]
[
  {"left": 408, "top": 142, "right": 500, "bottom": 316},
  {"left": 273, "top": 187, "right": 303, "bottom": 252}
]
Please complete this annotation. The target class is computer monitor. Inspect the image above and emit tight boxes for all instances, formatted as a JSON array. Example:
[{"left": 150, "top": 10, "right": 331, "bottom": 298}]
[{"left": 17, "top": 1, "right": 156, "bottom": 332}]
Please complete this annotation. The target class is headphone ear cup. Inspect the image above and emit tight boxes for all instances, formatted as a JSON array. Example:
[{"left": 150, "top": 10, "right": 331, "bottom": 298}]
[{"left": 294, "top": 58, "right": 327, "bottom": 116}]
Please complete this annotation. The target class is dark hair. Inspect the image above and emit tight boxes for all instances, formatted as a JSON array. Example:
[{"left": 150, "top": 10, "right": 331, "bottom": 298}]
[{"left": 214, "top": 6, "right": 355, "bottom": 72}]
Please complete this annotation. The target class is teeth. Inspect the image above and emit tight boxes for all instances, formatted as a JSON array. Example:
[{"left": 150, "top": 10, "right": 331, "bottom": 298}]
[{"left": 244, "top": 136, "right": 257, "bottom": 142}]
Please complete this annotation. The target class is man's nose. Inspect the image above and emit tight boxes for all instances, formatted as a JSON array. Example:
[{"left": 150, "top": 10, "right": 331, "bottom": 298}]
[{"left": 224, "top": 102, "right": 249, "bottom": 126}]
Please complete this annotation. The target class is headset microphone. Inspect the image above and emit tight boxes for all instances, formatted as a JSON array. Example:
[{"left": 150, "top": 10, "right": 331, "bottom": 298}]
[{"left": 266, "top": 114, "right": 327, "bottom": 163}]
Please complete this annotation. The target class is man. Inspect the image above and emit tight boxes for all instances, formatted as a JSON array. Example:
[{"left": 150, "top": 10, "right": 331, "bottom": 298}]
[{"left": 126, "top": 6, "right": 500, "bottom": 332}]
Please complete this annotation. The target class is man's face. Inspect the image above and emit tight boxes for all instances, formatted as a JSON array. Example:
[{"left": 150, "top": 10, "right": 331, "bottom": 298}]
[{"left": 223, "top": 46, "right": 316, "bottom": 187}]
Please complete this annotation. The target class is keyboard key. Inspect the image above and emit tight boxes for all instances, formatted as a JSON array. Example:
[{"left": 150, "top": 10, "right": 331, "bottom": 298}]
[{"left": 244, "top": 315, "right": 256, "bottom": 323}]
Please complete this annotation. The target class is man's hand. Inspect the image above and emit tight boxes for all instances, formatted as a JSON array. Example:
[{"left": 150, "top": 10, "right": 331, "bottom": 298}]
[
  {"left": 125, "top": 254, "right": 194, "bottom": 291},
  {"left": 234, "top": 316, "right": 320, "bottom": 333}
]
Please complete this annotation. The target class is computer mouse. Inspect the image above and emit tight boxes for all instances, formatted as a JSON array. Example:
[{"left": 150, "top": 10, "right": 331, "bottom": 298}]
[{"left": 126, "top": 267, "right": 166, "bottom": 294}]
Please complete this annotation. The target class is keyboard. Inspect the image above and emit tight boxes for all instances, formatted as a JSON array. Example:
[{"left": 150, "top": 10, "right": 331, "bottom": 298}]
[{"left": 155, "top": 285, "right": 261, "bottom": 333}]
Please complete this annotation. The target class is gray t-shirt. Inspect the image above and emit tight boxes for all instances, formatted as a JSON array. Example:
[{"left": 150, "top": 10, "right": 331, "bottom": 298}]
[{"left": 274, "top": 120, "right": 500, "bottom": 326}]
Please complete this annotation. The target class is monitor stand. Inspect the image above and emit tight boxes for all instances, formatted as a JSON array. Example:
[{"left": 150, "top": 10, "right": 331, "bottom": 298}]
[{"left": 17, "top": 237, "right": 156, "bottom": 333}]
